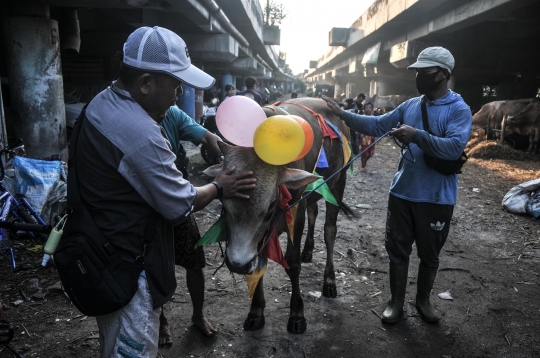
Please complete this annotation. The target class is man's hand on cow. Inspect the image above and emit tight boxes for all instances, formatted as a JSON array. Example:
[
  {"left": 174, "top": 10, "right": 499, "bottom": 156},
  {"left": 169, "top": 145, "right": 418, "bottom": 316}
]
[
  {"left": 322, "top": 95, "right": 344, "bottom": 118},
  {"left": 216, "top": 166, "right": 256, "bottom": 199},
  {"left": 200, "top": 131, "right": 223, "bottom": 162},
  {"left": 390, "top": 124, "right": 416, "bottom": 145}
]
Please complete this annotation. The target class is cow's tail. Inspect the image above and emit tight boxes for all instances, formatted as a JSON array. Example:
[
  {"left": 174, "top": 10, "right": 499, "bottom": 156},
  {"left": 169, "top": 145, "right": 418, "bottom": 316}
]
[{"left": 339, "top": 202, "right": 360, "bottom": 219}]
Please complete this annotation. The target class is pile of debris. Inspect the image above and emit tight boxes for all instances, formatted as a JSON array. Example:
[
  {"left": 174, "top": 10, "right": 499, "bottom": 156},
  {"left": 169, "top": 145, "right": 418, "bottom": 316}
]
[{"left": 465, "top": 139, "right": 536, "bottom": 161}]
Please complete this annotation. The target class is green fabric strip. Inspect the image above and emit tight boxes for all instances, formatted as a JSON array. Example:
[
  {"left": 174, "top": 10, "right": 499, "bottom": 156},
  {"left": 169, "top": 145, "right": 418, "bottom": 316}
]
[
  {"left": 305, "top": 178, "right": 338, "bottom": 206},
  {"left": 195, "top": 214, "right": 228, "bottom": 248}
]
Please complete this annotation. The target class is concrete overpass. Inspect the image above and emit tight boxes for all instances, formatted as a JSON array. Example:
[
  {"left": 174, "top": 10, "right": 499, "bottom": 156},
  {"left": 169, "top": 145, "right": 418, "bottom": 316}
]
[
  {"left": 306, "top": 0, "right": 540, "bottom": 112},
  {"left": 0, "top": 0, "right": 295, "bottom": 158}
]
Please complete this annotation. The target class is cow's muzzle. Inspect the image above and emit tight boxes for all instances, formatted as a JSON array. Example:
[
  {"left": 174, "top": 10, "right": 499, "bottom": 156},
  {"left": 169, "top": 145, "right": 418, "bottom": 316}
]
[{"left": 225, "top": 254, "right": 257, "bottom": 274}]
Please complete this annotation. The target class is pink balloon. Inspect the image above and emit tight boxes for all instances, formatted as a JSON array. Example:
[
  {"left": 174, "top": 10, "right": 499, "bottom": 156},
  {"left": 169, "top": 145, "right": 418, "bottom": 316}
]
[{"left": 216, "top": 96, "right": 267, "bottom": 147}]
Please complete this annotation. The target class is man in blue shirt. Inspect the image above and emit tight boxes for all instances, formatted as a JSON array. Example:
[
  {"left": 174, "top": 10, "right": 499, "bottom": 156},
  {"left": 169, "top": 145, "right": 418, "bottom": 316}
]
[
  {"left": 158, "top": 104, "right": 222, "bottom": 343},
  {"left": 237, "top": 76, "right": 262, "bottom": 106},
  {"left": 324, "top": 47, "right": 472, "bottom": 324}
]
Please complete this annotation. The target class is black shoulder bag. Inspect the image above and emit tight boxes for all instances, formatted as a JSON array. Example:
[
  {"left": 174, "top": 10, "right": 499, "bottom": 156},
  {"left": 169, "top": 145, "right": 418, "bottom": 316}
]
[
  {"left": 54, "top": 107, "right": 155, "bottom": 316},
  {"left": 421, "top": 97, "right": 468, "bottom": 175}
]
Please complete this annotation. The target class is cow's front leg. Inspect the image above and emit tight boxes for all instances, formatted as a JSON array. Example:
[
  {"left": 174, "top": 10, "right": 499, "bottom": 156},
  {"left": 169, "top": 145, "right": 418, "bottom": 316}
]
[
  {"left": 286, "top": 202, "right": 307, "bottom": 334},
  {"left": 301, "top": 197, "right": 320, "bottom": 263},
  {"left": 528, "top": 132, "right": 535, "bottom": 153},
  {"left": 243, "top": 276, "right": 266, "bottom": 331},
  {"left": 322, "top": 197, "right": 342, "bottom": 298}
]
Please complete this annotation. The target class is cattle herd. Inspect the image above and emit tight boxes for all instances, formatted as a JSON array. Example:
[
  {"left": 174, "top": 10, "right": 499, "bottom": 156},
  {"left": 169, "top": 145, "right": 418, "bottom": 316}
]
[{"left": 471, "top": 98, "right": 540, "bottom": 154}]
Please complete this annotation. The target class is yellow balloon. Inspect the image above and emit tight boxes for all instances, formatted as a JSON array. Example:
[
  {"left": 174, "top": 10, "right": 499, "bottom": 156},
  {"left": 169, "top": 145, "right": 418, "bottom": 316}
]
[{"left": 253, "top": 115, "right": 305, "bottom": 165}]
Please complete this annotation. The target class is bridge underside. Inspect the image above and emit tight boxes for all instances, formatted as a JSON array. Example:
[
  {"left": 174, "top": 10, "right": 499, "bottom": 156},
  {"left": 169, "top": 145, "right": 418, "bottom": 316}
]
[{"left": 308, "top": 0, "right": 540, "bottom": 112}]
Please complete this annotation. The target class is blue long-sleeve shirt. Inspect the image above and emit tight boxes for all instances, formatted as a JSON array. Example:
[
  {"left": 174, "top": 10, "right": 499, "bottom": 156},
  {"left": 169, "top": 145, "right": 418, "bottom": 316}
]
[
  {"left": 341, "top": 90, "right": 472, "bottom": 205},
  {"left": 160, "top": 106, "right": 207, "bottom": 157}
]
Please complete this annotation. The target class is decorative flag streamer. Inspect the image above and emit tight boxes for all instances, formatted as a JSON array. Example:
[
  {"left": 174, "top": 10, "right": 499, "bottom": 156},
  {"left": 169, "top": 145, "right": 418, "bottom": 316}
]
[
  {"left": 261, "top": 184, "right": 292, "bottom": 270},
  {"left": 341, "top": 132, "right": 352, "bottom": 167},
  {"left": 246, "top": 257, "right": 268, "bottom": 300},
  {"left": 194, "top": 213, "right": 228, "bottom": 248},
  {"left": 305, "top": 178, "right": 338, "bottom": 206}
]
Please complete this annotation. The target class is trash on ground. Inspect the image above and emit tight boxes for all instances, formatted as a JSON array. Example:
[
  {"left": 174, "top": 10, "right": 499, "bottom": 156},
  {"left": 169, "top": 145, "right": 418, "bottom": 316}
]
[{"left": 438, "top": 290, "right": 453, "bottom": 300}]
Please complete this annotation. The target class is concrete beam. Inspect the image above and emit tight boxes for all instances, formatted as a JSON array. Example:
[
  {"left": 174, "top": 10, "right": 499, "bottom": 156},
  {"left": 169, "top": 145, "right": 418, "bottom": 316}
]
[
  {"left": 408, "top": 0, "right": 538, "bottom": 41},
  {"left": 182, "top": 34, "right": 238, "bottom": 62},
  {"left": 231, "top": 57, "right": 257, "bottom": 70},
  {"left": 389, "top": 40, "right": 423, "bottom": 68}
]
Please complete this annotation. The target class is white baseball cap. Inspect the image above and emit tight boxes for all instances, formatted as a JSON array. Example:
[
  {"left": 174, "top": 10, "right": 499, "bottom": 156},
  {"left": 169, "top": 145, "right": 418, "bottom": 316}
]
[
  {"left": 123, "top": 26, "right": 215, "bottom": 90},
  {"left": 407, "top": 46, "right": 455, "bottom": 73}
]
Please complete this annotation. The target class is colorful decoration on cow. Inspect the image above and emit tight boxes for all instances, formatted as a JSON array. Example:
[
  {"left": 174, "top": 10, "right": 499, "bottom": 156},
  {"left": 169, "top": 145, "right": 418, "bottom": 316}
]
[
  {"left": 288, "top": 115, "right": 315, "bottom": 161},
  {"left": 253, "top": 115, "right": 305, "bottom": 165},
  {"left": 215, "top": 95, "right": 266, "bottom": 147}
]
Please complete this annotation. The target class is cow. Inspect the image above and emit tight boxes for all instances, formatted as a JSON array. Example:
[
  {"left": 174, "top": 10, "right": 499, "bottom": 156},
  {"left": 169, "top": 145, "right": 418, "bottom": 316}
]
[
  {"left": 471, "top": 98, "right": 533, "bottom": 137},
  {"left": 368, "top": 94, "right": 414, "bottom": 112},
  {"left": 203, "top": 98, "right": 353, "bottom": 334},
  {"left": 504, "top": 98, "right": 540, "bottom": 154}
]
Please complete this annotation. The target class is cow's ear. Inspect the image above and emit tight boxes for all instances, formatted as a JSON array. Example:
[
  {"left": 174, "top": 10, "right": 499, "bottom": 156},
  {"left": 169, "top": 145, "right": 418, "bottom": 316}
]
[
  {"left": 203, "top": 163, "right": 223, "bottom": 178},
  {"left": 279, "top": 167, "right": 320, "bottom": 190}
]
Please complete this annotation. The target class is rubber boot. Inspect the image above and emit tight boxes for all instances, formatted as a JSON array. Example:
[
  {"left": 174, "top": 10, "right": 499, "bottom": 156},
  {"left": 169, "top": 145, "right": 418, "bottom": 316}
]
[
  {"left": 415, "top": 264, "right": 440, "bottom": 323},
  {"left": 381, "top": 262, "right": 409, "bottom": 324}
]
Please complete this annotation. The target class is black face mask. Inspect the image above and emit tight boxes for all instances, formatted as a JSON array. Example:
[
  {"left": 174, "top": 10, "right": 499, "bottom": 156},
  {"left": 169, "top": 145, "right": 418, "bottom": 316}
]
[{"left": 416, "top": 69, "right": 444, "bottom": 94}]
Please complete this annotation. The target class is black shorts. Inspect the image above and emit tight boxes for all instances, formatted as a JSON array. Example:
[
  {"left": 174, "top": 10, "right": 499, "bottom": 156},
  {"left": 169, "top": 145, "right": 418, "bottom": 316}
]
[{"left": 174, "top": 214, "right": 206, "bottom": 270}]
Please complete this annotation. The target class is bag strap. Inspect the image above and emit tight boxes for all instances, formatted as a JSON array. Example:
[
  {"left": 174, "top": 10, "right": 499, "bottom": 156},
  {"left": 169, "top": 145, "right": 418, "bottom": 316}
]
[
  {"left": 67, "top": 104, "right": 157, "bottom": 265},
  {"left": 420, "top": 96, "right": 433, "bottom": 135}
]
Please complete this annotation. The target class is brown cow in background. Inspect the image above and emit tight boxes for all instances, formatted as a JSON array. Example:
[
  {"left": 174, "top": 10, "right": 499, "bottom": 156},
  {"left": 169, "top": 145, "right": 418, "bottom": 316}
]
[
  {"left": 471, "top": 98, "right": 533, "bottom": 136},
  {"left": 504, "top": 99, "right": 540, "bottom": 154}
]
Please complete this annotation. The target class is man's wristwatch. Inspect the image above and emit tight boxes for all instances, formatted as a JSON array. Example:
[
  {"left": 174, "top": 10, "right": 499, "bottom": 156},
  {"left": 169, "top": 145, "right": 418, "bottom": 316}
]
[{"left": 211, "top": 181, "right": 223, "bottom": 199}]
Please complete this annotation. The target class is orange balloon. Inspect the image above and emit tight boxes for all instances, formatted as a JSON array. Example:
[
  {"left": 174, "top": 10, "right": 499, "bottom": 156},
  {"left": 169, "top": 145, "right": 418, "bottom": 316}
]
[{"left": 288, "top": 115, "right": 314, "bottom": 161}]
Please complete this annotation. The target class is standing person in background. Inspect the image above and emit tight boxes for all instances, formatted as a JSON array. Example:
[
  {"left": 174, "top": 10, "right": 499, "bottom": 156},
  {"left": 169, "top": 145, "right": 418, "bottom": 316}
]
[
  {"left": 343, "top": 98, "right": 359, "bottom": 154},
  {"left": 157, "top": 104, "right": 222, "bottom": 345},
  {"left": 355, "top": 93, "right": 366, "bottom": 114},
  {"left": 343, "top": 98, "right": 355, "bottom": 112},
  {"left": 223, "top": 84, "right": 236, "bottom": 101},
  {"left": 359, "top": 102, "right": 376, "bottom": 172},
  {"left": 323, "top": 47, "right": 472, "bottom": 325},
  {"left": 237, "top": 76, "right": 262, "bottom": 106}
]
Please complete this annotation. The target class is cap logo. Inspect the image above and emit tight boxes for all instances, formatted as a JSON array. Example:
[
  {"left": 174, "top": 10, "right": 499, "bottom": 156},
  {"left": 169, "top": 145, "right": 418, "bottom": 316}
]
[{"left": 185, "top": 46, "right": 190, "bottom": 59}]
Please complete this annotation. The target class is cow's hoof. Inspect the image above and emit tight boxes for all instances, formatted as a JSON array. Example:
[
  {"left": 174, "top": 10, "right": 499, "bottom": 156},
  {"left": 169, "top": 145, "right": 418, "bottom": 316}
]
[
  {"left": 287, "top": 317, "right": 307, "bottom": 334},
  {"left": 322, "top": 283, "right": 337, "bottom": 298},
  {"left": 301, "top": 252, "right": 312, "bottom": 263},
  {"left": 243, "top": 314, "right": 265, "bottom": 331}
]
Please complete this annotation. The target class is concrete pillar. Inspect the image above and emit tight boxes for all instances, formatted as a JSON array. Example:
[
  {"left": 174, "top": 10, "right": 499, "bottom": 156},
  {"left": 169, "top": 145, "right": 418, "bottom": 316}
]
[
  {"left": 221, "top": 73, "right": 234, "bottom": 101},
  {"left": 369, "top": 80, "right": 377, "bottom": 97},
  {"left": 194, "top": 89, "right": 204, "bottom": 123},
  {"left": 177, "top": 85, "right": 195, "bottom": 120},
  {"left": 335, "top": 83, "right": 343, "bottom": 100},
  {"left": 2, "top": 14, "right": 68, "bottom": 159}
]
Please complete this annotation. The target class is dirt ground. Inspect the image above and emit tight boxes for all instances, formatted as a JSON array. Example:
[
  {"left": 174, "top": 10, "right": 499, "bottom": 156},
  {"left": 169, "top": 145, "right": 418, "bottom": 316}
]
[{"left": 1, "top": 127, "right": 540, "bottom": 357}]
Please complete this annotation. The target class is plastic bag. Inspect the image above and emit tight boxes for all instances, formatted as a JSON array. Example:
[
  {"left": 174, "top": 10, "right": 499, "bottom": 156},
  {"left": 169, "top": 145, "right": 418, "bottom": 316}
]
[
  {"left": 13, "top": 156, "right": 63, "bottom": 216},
  {"left": 526, "top": 191, "right": 540, "bottom": 219},
  {"left": 502, "top": 178, "right": 540, "bottom": 215}
]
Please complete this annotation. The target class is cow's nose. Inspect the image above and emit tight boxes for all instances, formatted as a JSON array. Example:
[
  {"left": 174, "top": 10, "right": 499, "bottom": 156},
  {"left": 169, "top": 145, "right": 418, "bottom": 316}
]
[{"left": 225, "top": 255, "right": 256, "bottom": 274}]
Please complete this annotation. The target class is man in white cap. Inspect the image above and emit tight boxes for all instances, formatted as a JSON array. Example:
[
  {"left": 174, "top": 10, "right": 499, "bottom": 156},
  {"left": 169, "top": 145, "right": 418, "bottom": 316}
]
[
  {"left": 323, "top": 46, "right": 471, "bottom": 325},
  {"left": 72, "top": 26, "right": 256, "bottom": 357}
]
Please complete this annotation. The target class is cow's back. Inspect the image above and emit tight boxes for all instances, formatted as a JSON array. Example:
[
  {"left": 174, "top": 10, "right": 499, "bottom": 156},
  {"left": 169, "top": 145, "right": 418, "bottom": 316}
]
[
  {"left": 263, "top": 98, "right": 350, "bottom": 174},
  {"left": 263, "top": 98, "right": 350, "bottom": 205}
]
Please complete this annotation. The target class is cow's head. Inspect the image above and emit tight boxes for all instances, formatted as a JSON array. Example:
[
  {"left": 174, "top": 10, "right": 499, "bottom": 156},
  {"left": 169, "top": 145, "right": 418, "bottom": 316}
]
[
  {"left": 504, "top": 115, "right": 518, "bottom": 134},
  {"left": 204, "top": 142, "right": 319, "bottom": 274}
]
